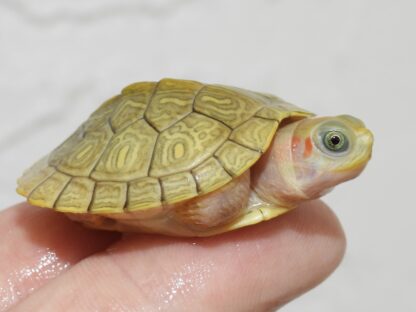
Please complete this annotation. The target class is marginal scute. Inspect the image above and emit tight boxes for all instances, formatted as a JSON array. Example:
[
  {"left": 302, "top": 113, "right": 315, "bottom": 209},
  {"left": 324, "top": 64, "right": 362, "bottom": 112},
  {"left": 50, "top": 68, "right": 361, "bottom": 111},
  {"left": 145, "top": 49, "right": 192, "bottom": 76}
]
[
  {"left": 55, "top": 177, "right": 95, "bottom": 212},
  {"left": 91, "top": 120, "right": 158, "bottom": 181},
  {"left": 192, "top": 157, "right": 232, "bottom": 194},
  {"left": 127, "top": 177, "right": 162, "bottom": 211},
  {"left": 254, "top": 93, "right": 313, "bottom": 121},
  {"left": 255, "top": 107, "right": 284, "bottom": 121},
  {"left": 150, "top": 113, "right": 230, "bottom": 177},
  {"left": 145, "top": 78, "right": 204, "bottom": 131},
  {"left": 111, "top": 83, "right": 155, "bottom": 131},
  {"left": 194, "top": 85, "right": 262, "bottom": 128},
  {"left": 90, "top": 182, "right": 127, "bottom": 213},
  {"left": 161, "top": 172, "right": 197, "bottom": 204},
  {"left": 56, "top": 123, "right": 114, "bottom": 177},
  {"left": 17, "top": 156, "right": 55, "bottom": 196},
  {"left": 230, "top": 117, "right": 279, "bottom": 152},
  {"left": 28, "top": 172, "right": 71, "bottom": 208},
  {"left": 215, "top": 141, "right": 260, "bottom": 176}
]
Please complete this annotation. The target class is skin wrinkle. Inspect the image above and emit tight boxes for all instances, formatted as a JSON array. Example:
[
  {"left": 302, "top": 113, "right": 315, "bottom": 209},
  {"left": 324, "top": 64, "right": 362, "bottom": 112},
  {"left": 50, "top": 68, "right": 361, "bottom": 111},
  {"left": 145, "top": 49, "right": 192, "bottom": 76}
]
[
  {"left": 77, "top": 255, "right": 155, "bottom": 311},
  {"left": 105, "top": 237, "right": 203, "bottom": 311},
  {"left": 52, "top": 258, "right": 113, "bottom": 312},
  {"left": 274, "top": 218, "right": 346, "bottom": 309},
  {"left": 111, "top": 241, "right": 173, "bottom": 309},
  {"left": 106, "top": 250, "right": 172, "bottom": 309}
]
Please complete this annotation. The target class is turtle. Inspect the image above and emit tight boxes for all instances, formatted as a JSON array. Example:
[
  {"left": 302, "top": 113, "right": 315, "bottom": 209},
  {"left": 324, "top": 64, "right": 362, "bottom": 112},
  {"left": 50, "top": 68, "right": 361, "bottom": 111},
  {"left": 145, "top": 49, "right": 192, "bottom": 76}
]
[{"left": 17, "top": 78, "right": 373, "bottom": 237}]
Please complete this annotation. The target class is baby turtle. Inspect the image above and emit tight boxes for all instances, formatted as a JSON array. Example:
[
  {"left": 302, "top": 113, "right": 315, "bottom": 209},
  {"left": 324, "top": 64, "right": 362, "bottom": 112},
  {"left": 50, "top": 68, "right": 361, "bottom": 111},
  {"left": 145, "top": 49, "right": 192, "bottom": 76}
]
[{"left": 17, "top": 78, "right": 373, "bottom": 237}]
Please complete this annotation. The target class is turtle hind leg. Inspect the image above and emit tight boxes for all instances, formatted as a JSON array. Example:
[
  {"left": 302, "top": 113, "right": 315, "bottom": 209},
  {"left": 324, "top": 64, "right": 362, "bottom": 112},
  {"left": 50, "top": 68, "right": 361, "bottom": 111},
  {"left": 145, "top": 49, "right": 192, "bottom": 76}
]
[{"left": 173, "top": 171, "right": 251, "bottom": 231}]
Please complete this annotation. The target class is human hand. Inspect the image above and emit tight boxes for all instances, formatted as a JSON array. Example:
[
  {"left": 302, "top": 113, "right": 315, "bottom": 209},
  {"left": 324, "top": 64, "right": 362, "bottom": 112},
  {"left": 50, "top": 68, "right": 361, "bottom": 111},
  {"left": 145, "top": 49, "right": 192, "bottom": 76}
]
[{"left": 0, "top": 200, "right": 345, "bottom": 311}]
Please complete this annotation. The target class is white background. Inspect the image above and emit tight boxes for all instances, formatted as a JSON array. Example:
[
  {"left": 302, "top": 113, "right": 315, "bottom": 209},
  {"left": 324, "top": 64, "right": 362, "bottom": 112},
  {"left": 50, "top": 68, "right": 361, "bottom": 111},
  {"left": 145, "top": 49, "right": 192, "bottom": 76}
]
[{"left": 0, "top": 0, "right": 415, "bottom": 311}]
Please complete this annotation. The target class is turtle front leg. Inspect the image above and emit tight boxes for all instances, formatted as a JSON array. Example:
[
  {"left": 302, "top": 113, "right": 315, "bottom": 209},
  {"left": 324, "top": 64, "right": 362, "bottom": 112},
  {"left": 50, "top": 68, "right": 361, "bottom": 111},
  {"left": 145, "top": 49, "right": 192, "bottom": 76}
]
[{"left": 172, "top": 171, "right": 251, "bottom": 231}]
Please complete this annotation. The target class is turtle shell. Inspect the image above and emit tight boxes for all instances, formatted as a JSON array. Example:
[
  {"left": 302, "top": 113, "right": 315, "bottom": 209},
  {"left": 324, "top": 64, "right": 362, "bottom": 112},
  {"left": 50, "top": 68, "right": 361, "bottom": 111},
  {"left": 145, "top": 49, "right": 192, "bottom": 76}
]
[{"left": 17, "top": 78, "right": 312, "bottom": 214}]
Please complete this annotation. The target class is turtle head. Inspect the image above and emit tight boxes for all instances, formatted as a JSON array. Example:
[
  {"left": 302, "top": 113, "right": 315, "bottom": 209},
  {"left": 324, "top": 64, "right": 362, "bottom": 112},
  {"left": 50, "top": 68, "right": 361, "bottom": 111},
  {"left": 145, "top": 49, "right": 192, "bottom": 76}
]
[
  {"left": 285, "top": 115, "right": 374, "bottom": 200},
  {"left": 252, "top": 114, "right": 373, "bottom": 206}
]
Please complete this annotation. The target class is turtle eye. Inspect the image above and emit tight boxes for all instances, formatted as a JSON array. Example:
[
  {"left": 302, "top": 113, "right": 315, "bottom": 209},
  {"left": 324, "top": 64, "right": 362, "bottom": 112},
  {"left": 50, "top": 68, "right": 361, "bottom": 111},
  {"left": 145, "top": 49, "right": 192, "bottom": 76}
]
[{"left": 322, "top": 131, "right": 349, "bottom": 154}]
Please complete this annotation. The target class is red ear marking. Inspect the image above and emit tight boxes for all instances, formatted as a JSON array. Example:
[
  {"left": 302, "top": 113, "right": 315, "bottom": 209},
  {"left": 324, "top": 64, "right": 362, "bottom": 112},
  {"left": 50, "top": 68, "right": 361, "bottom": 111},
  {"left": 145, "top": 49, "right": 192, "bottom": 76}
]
[
  {"left": 292, "top": 136, "right": 301, "bottom": 152},
  {"left": 304, "top": 137, "right": 313, "bottom": 158}
]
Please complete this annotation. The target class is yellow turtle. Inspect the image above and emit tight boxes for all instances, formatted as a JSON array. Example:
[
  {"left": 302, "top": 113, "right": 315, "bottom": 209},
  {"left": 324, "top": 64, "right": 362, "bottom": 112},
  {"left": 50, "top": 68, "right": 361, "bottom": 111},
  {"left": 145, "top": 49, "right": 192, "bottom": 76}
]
[{"left": 17, "top": 78, "right": 373, "bottom": 237}]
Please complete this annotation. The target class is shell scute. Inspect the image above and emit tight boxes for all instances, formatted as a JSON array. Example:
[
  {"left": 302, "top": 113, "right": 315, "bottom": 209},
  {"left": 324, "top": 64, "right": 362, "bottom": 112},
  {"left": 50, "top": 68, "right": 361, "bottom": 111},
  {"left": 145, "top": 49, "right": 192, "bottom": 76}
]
[
  {"left": 17, "top": 156, "right": 55, "bottom": 197},
  {"left": 161, "top": 172, "right": 198, "bottom": 204},
  {"left": 111, "top": 84, "right": 155, "bottom": 131},
  {"left": 90, "top": 182, "right": 127, "bottom": 213},
  {"left": 127, "top": 177, "right": 162, "bottom": 211},
  {"left": 215, "top": 141, "right": 260, "bottom": 176},
  {"left": 28, "top": 172, "right": 71, "bottom": 208},
  {"left": 194, "top": 85, "right": 262, "bottom": 128},
  {"left": 91, "top": 119, "right": 158, "bottom": 182},
  {"left": 192, "top": 157, "right": 232, "bottom": 194},
  {"left": 49, "top": 127, "right": 84, "bottom": 167},
  {"left": 149, "top": 112, "right": 230, "bottom": 177},
  {"left": 84, "top": 95, "right": 121, "bottom": 133},
  {"left": 55, "top": 177, "right": 95, "bottom": 213},
  {"left": 145, "top": 78, "right": 204, "bottom": 132},
  {"left": 56, "top": 123, "right": 114, "bottom": 177},
  {"left": 121, "top": 81, "right": 156, "bottom": 95},
  {"left": 254, "top": 93, "right": 313, "bottom": 121},
  {"left": 230, "top": 117, "right": 279, "bottom": 152}
]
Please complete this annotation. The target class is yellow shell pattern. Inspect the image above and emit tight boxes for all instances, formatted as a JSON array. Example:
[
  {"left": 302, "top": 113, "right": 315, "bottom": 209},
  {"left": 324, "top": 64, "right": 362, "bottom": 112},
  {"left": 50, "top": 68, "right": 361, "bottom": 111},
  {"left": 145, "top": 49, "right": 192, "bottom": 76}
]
[{"left": 17, "top": 78, "right": 312, "bottom": 214}]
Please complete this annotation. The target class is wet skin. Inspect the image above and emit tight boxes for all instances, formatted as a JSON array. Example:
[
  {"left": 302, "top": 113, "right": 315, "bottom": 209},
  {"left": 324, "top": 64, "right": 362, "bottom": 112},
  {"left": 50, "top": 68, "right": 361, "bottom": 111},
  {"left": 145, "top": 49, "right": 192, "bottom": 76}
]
[{"left": 0, "top": 201, "right": 345, "bottom": 311}]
